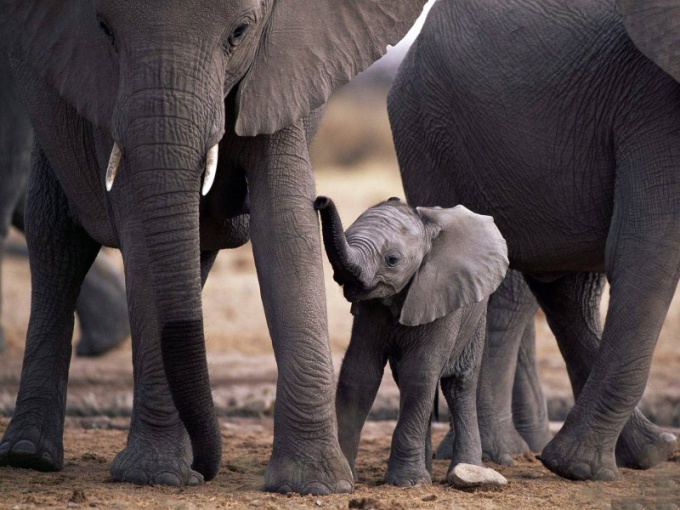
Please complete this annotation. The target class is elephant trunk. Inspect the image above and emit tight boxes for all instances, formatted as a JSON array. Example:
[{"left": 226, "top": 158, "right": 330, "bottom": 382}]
[
  {"left": 119, "top": 79, "right": 223, "bottom": 480},
  {"left": 314, "top": 196, "right": 364, "bottom": 286}
]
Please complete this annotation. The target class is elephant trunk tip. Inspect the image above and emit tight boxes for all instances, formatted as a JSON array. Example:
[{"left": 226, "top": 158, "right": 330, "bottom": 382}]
[{"left": 314, "top": 196, "right": 331, "bottom": 211}]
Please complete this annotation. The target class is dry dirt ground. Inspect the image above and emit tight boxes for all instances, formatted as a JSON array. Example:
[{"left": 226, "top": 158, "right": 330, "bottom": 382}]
[{"left": 1, "top": 93, "right": 680, "bottom": 508}]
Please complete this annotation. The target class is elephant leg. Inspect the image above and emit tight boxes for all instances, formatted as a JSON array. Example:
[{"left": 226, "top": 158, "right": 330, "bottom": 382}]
[
  {"left": 110, "top": 247, "right": 218, "bottom": 486},
  {"left": 384, "top": 364, "right": 438, "bottom": 487},
  {"left": 476, "top": 270, "right": 536, "bottom": 466},
  {"left": 243, "top": 122, "right": 352, "bottom": 495},
  {"left": 527, "top": 272, "right": 677, "bottom": 474},
  {"left": 74, "top": 251, "right": 130, "bottom": 357},
  {"left": 442, "top": 321, "right": 485, "bottom": 470},
  {"left": 0, "top": 144, "right": 100, "bottom": 471},
  {"left": 512, "top": 319, "right": 551, "bottom": 452},
  {"left": 335, "top": 302, "right": 390, "bottom": 480}
]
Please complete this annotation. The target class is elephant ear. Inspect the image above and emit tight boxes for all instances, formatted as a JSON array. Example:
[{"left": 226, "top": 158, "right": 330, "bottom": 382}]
[
  {"left": 619, "top": 0, "right": 680, "bottom": 82},
  {"left": 235, "top": 0, "right": 428, "bottom": 136},
  {"left": 399, "top": 206, "right": 509, "bottom": 327},
  {"left": 2, "top": 0, "right": 118, "bottom": 129}
]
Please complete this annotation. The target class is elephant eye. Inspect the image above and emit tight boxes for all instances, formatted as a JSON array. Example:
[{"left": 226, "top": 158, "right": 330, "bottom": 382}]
[
  {"left": 97, "top": 17, "right": 115, "bottom": 45},
  {"left": 385, "top": 254, "right": 401, "bottom": 267},
  {"left": 228, "top": 23, "right": 250, "bottom": 47}
]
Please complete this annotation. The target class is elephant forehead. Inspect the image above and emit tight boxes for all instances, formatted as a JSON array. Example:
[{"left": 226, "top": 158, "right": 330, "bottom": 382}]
[{"left": 348, "top": 206, "right": 424, "bottom": 241}]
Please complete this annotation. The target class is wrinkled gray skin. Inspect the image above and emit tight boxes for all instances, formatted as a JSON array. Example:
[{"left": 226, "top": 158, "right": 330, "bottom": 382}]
[
  {"left": 0, "top": 53, "right": 129, "bottom": 356},
  {"left": 315, "top": 197, "right": 508, "bottom": 487},
  {"left": 388, "top": 0, "right": 680, "bottom": 481},
  {"left": 0, "top": 0, "right": 426, "bottom": 494},
  {"left": 435, "top": 270, "right": 550, "bottom": 465}
]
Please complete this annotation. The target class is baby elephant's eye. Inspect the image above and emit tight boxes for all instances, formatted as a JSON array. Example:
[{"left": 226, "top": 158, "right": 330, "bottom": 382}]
[
  {"left": 228, "top": 23, "right": 250, "bottom": 47},
  {"left": 385, "top": 254, "right": 401, "bottom": 267}
]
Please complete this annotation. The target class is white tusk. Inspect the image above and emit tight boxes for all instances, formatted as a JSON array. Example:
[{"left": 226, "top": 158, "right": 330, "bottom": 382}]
[
  {"left": 202, "top": 143, "right": 219, "bottom": 196},
  {"left": 106, "top": 143, "right": 122, "bottom": 192}
]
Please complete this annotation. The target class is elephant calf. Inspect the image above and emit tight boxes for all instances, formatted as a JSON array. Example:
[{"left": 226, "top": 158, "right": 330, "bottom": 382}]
[{"left": 315, "top": 196, "right": 508, "bottom": 488}]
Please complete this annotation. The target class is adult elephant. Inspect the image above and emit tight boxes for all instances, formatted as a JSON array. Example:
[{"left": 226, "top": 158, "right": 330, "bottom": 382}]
[
  {"left": 0, "top": 52, "right": 129, "bottom": 356},
  {"left": 0, "top": 0, "right": 426, "bottom": 494},
  {"left": 383, "top": 0, "right": 680, "bottom": 481}
]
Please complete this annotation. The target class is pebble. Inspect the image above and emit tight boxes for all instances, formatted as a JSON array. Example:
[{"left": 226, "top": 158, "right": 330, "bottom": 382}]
[{"left": 447, "top": 463, "right": 508, "bottom": 489}]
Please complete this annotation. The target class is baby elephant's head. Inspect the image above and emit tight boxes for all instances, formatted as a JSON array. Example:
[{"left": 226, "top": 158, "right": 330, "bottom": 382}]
[{"left": 315, "top": 196, "right": 509, "bottom": 326}]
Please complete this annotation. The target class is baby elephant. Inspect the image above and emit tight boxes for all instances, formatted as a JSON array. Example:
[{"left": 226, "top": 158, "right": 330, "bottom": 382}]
[{"left": 315, "top": 196, "right": 509, "bottom": 488}]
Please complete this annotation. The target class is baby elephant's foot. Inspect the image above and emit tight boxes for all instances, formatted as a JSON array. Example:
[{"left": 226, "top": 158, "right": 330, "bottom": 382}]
[
  {"left": 0, "top": 422, "right": 63, "bottom": 472},
  {"left": 480, "top": 418, "right": 530, "bottom": 466},
  {"left": 538, "top": 429, "right": 618, "bottom": 481},
  {"left": 384, "top": 463, "right": 432, "bottom": 487},
  {"left": 265, "top": 440, "right": 354, "bottom": 495},
  {"left": 110, "top": 436, "right": 203, "bottom": 486},
  {"left": 447, "top": 463, "right": 507, "bottom": 489},
  {"left": 434, "top": 427, "right": 455, "bottom": 460},
  {"left": 616, "top": 410, "right": 677, "bottom": 469}
]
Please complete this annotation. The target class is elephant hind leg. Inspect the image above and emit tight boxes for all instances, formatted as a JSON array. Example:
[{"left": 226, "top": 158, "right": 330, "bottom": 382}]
[{"left": 0, "top": 144, "right": 100, "bottom": 472}]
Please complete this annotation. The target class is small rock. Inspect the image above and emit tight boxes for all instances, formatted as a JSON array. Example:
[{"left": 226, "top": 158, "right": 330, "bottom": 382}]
[
  {"left": 447, "top": 463, "right": 508, "bottom": 489},
  {"left": 315, "top": 499, "right": 322, "bottom": 507}
]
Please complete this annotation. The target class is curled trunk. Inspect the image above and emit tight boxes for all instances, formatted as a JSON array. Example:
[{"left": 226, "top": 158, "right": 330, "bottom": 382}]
[{"left": 314, "top": 196, "right": 363, "bottom": 286}]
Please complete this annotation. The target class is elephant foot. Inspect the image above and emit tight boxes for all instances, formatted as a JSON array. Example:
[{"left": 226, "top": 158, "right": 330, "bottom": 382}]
[
  {"left": 480, "top": 418, "right": 530, "bottom": 466},
  {"left": 384, "top": 464, "right": 432, "bottom": 487},
  {"left": 538, "top": 428, "right": 618, "bottom": 481},
  {"left": 616, "top": 409, "right": 677, "bottom": 469},
  {"left": 434, "top": 427, "right": 455, "bottom": 460},
  {"left": 75, "top": 326, "right": 129, "bottom": 357},
  {"left": 447, "top": 463, "right": 508, "bottom": 489},
  {"left": 265, "top": 440, "right": 353, "bottom": 495},
  {"left": 110, "top": 435, "right": 202, "bottom": 486},
  {"left": 0, "top": 421, "right": 63, "bottom": 471}
]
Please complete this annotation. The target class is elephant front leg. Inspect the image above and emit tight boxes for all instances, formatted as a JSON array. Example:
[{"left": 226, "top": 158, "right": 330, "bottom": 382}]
[
  {"left": 0, "top": 145, "right": 100, "bottom": 471},
  {"left": 245, "top": 124, "right": 352, "bottom": 495},
  {"left": 527, "top": 272, "right": 677, "bottom": 479},
  {"left": 110, "top": 245, "right": 218, "bottom": 486},
  {"left": 476, "top": 270, "right": 536, "bottom": 466},
  {"left": 384, "top": 367, "right": 439, "bottom": 487},
  {"left": 336, "top": 302, "right": 390, "bottom": 480}
]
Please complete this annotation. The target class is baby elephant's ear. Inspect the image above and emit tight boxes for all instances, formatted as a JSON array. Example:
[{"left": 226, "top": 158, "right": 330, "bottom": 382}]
[{"left": 399, "top": 206, "right": 509, "bottom": 327}]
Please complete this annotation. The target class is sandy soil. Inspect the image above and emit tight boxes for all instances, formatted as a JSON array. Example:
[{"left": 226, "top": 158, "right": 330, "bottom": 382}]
[{"left": 0, "top": 417, "right": 678, "bottom": 510}]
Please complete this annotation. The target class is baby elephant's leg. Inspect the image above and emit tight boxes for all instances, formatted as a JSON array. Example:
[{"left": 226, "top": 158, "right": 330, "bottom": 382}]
[{"left": 442, "top": 319, "right": 507, "bottom": 489}]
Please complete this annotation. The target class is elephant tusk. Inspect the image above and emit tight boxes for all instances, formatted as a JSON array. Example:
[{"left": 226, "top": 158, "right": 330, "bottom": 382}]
[
  {"left": 105, "top": 143, "right": 122, "bottom": 192},
  {"left": 202, "top": 144, "right": 219, "bottom": 196}
]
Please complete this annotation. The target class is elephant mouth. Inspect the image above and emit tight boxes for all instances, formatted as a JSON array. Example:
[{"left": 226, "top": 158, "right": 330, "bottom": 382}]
[{"left": 342, "top": 282, "right": 393, "bottom": 303}]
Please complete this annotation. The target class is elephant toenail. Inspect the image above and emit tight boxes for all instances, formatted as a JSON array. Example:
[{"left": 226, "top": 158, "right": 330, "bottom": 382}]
[
  {"left": 596, "top": 468, "right": 618, "bottom": 481},
  {"left": 12, "top": 440, "right": 37, "bottom": 455},
  {"left": 123, "top": 469, "right": 149, "bottom": 485},
  {"left": 154, "top": 472, "right": 182, "bottom": 486},
  {"left": 661, "top": 432, "right": 677, "bottom": 444},
  {"left": 302, "top": 482, "right": 332, "bottom": 495},
  {"left": 0, "top": 442, "right": 10, "bottom": 456},
  {"left": 188, "top": 475, "right": 203, "bottom": 486},
  {"left": 336, "top": 480, "right": 353, "bottom": 493},
  {"left": 500, "top": 454, "right": 514, "bottom": 466},
  {"left": 41, "top": 451, "right": 53, "bottom": 464},
  {"left": 571, "top": 463, "right": 592, "bottom": 480},
  {"left": 276, "top": 484, "right": 293, "bottom": 494}
]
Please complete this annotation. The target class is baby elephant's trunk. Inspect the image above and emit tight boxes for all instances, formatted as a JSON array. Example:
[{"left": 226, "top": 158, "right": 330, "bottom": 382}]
[{"left": 314, "top": 196, "right": 364, "bottom": 286}]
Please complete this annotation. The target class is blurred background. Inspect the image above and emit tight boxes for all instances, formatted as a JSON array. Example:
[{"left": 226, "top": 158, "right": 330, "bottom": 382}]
[{"left": 1, "top": 0, "right": 679, "bottom": 428}]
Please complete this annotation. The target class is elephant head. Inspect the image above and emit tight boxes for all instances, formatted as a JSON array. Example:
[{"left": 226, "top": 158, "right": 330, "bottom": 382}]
[
  {"left": 315, "top": 197, "right": 509, "bottom": 326},
  {"left": 619, "top": 0, "right": 680, "bottom": 82},
  {"left": 2, "top": 0, "right": 427, "bottom": 481}
]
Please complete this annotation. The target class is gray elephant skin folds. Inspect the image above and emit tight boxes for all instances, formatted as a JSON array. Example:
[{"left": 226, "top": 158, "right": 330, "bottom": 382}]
[
  {"left": 0, "top": 0, "right": 427, "bottom": 494},
  {"left": 316, "top": 196, "right": 509, "bottom": 488}
]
